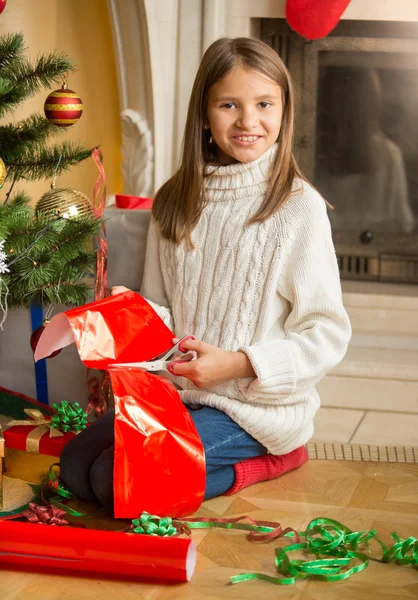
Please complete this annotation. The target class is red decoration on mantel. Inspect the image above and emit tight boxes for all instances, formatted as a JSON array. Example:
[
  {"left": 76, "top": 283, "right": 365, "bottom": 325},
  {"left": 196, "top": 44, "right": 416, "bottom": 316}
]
[
  {"left": 286, "top": 0, "right": 352, "bottom": 40},
  {"left": 0, "top": 1, "right": 7, "bottom": 16},
  {"left": 115, "top": 194, "right": 153, "bottom": 210}
]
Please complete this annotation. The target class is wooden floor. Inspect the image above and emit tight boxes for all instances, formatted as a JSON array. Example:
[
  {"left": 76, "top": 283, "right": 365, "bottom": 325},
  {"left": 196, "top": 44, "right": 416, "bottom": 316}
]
[{"left": 2, "top": 456, "right": 418, "bottom": 600}]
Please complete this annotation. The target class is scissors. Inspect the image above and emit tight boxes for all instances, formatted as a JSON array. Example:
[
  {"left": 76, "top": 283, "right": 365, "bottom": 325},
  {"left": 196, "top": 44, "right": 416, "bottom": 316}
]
[{"left": 112, "top": 335, "right": 196, "bottom": 374}]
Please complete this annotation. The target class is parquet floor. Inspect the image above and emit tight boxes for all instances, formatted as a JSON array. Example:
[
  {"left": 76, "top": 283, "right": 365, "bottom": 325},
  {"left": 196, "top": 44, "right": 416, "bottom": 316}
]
[{"left": 2, "top": 452, "right": 418, "bottom": 600}]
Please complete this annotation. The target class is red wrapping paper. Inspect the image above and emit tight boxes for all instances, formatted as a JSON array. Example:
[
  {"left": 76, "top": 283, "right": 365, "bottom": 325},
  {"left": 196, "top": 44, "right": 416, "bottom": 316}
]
[
  {"left": 3, "top": 425, "right": 76, "bottom": 456},
  {"left": 34, "top": 291, "right": 174, "bottom": 369},
  {"left": 111, "top": 367, "right": 206, "bottom": 518},
  {"left": 0, "top": 521, "right": 196, "bottom": 582},
  {"left": 34, "top": 291, "right": 206, "bottom": 518}
]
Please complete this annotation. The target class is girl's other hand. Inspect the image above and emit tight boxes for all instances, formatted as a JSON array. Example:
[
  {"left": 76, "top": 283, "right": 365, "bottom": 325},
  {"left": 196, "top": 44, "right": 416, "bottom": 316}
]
[
  {"left": 169, "top": 337, "right": 255, "bottom": 389},
  {"left": 110, "top": 286, "right": 131, "bottom": 296}
]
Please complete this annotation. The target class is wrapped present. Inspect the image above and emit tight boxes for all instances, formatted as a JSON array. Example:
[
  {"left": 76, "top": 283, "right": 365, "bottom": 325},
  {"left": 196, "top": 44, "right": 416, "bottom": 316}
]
[
  {"left": 114, "top": 194, "right": 153, "bottom": 210},
  {"left": 4, "top": 402, "right": 87, "bottom": 457},
  {"left": 103, "top": 206, "right": 151, "bottom": 291},
  {"left": 35, "top": 291, "right": 206, "bottom": 518}
]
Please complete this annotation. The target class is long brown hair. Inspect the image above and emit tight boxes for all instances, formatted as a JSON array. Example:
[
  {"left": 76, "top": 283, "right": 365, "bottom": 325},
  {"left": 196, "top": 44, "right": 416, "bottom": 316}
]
[{"left": 153, "top": 37, "right": 305, "bottom": 246}]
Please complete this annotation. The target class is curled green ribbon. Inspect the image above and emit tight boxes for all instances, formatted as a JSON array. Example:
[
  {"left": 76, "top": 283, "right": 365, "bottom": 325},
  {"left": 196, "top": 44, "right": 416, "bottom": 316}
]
[
  {"left": 51, "top": 401, "right": 87, "bottom": 433},
  {"left": 230, "top": 517, "right": 418, "bottom": 586}
]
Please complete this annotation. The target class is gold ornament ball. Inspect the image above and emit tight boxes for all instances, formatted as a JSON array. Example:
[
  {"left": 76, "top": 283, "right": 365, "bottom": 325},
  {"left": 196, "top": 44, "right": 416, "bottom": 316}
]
[
  {"left": 35, "top": 187, "right": 93, "bottom": 220},
  {"left": 0, "top": 157, "right": 6, "bottom": 188}
]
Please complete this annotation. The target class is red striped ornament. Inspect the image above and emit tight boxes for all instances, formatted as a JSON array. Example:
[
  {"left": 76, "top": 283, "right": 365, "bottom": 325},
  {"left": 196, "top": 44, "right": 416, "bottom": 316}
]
[{"left": 44, "top": 84, "right": 83, "bottom": 127}]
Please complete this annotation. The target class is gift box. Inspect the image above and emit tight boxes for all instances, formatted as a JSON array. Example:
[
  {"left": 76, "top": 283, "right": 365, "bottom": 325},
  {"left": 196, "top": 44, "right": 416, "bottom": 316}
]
[
  {"left": 4, "top": 424, "right": 76, "bottom": 457},
  {"left": 3, "top": 402, "right": 88, "bottom": 457},
  {"left": 104, "top": 206, "right": 151, "bottom": 291}
]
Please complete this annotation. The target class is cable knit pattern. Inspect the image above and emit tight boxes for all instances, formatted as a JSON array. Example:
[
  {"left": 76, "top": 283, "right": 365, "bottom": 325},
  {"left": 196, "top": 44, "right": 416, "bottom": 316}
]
[{"left": 140, "top": 144, "right": 351, "bottom": 454}]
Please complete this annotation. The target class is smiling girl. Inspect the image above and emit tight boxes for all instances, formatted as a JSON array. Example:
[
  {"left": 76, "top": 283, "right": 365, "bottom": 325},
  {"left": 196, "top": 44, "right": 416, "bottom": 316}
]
[{"left": 61, "top": 38, "right": 351, "bottom": 512}]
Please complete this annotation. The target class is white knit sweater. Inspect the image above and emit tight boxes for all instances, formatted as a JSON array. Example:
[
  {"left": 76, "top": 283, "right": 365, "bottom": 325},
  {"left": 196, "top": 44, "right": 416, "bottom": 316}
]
[{"left": 140, "top": 144, "right": 351, "bottom": 454}]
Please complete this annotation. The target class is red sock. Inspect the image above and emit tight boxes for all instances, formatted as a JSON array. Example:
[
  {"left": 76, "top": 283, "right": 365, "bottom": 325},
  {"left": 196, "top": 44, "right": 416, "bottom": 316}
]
[{"left": 223, "top": 446, "right": 309, "bottom": 496}]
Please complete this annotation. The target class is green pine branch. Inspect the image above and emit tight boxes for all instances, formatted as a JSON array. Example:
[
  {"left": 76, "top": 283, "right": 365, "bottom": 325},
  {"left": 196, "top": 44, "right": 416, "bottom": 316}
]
[
  {"left": 5, "top": 141, "right": 92, "bottom": 181},
  {"left": 37, "top": 281, "right": 94, "bottom": 307},
  {"left": 0, "top": 191, "right": 31, "bottom": 239},
  {"left": 1, "top": 195, "right": 103, "bottom": 308},
  {"left": 0, "top": 114, "right": 62, "bottom": 161},
  {"left": 0, "top": 32, "right": 25, "bottom": 70}
]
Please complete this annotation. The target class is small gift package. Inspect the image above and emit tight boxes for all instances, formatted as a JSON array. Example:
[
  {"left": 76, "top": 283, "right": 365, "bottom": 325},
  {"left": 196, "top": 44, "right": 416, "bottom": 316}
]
[
  {"left": 35, "top": 291, "right": 206, "bottom": 519},
  {"left": 3, "top": 402, "right": 87, "bottom": 457}
]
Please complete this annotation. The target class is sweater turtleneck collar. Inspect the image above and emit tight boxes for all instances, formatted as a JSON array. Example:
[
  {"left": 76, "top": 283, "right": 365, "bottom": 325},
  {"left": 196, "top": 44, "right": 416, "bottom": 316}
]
[{"left": 204, "top": 143, "right": 278, "bottom": 202}]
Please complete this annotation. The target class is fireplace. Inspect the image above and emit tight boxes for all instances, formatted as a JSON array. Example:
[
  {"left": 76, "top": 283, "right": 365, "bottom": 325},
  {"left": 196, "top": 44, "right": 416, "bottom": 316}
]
[{"left": 261, "top": 19, "right": 418, "bottom": 284}]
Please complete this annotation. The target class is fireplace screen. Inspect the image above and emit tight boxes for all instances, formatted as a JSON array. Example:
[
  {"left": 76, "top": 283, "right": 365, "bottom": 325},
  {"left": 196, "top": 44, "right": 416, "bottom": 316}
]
[{"left": 261, "top": 20, "right": 418, "bottom": 283}]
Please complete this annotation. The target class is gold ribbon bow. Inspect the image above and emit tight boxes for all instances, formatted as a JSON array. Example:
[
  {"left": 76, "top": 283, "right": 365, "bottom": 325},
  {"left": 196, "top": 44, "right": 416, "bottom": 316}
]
[{"left": 8, "top": 408, "right": 64, "bottom": 453}]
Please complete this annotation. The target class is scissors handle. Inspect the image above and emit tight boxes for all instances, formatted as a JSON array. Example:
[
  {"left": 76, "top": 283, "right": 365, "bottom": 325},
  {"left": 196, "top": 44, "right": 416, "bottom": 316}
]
[
  {"left": 177, "top": 335, "right": 196, "bottom": 353},
  {"left": 159, "top": 335, "right": 195, "bottom": 361}
]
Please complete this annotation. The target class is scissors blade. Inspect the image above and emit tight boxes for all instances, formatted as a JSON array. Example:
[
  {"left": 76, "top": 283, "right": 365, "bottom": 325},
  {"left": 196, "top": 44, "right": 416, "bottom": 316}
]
[{"left": 111, "top": 360, "right": 170, "bottom": 372}]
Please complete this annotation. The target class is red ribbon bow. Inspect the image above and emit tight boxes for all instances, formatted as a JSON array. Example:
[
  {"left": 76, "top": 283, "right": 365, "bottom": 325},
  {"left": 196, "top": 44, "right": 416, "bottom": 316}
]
[{"left": 22, "top": 502, "right": 69, "bottom": 526}]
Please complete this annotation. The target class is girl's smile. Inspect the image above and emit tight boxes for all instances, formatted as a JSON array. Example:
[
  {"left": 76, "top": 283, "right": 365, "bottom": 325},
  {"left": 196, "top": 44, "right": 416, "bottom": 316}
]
[
  {"left": 206, "top": 67, "right": 283, "bottom": 165},
  {"left": 233, "top": 135, "right": 262, "bottom": 145}
]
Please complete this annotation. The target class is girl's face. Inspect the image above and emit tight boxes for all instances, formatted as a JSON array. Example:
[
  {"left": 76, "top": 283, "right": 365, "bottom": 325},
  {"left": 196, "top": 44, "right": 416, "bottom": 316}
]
[{"left": 206, "top": 67, "right": 283, "bottom": 165}]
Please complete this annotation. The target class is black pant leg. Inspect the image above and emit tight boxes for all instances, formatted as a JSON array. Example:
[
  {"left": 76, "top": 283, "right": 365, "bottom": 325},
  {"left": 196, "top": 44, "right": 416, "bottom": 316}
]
[
  {"left": 89, "top": 445, "right": 115, "bottom": 514},
  {"left": 60, "top": 409, "right": 115, "bottom": 503}
]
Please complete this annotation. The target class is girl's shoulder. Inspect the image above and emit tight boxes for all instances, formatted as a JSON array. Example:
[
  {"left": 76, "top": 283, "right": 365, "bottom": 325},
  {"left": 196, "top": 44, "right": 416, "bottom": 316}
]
[{"left": 283, "top": 177, "right": 328, "bottom": 222}]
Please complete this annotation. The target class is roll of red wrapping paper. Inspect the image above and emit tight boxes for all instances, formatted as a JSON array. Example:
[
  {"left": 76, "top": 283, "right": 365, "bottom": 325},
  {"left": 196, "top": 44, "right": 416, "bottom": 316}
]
[{"left": 0, "top": 521, "right": 196, "bottom": 582}]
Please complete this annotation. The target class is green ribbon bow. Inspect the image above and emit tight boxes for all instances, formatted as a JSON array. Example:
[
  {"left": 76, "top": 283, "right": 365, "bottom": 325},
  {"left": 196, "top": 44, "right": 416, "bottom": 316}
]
[
  {"left": 131, "top": 512, "right": 178, "bottom": 537},
  {"left": 50, "top": 401, "right": 87, "bottom": 433}
]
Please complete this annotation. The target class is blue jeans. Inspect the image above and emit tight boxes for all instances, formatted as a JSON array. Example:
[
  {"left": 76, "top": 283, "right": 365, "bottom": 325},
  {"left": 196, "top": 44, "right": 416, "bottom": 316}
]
[
  {"left": 60, "top": 406, "right": 266, "bottom": 514},
  {"left": 189, "top": 406, "right": 267, "bottom": 497}
]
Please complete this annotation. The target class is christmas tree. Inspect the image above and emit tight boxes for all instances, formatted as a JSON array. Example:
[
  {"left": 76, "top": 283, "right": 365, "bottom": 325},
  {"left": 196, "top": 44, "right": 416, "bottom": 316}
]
[{"left": 0, "top": 32, "right": 102, "bottom": 312}]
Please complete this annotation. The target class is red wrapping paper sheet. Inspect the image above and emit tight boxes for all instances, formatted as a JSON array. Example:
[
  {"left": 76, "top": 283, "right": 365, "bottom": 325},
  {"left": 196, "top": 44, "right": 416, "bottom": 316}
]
[
  {"left": 34, "top": 291, "right": 206, "bottom": 518},
  {"left": 110, "top": 367, "right": 206, "bottom": 518},
  {"left": 34, "top": 291, "right": 174, "bottom": 370},
  {"left": 0, "top": 521, "right": 196, "bottom": 582}
]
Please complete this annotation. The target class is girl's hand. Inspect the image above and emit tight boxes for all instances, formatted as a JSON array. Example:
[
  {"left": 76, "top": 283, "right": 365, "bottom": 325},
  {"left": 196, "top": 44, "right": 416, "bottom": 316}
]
[
  {"left": 170, "top": 337, "right": 255, "bottom": 389},
  {"left": 110, "top": 286, "right": 131, "bottom": 296}
]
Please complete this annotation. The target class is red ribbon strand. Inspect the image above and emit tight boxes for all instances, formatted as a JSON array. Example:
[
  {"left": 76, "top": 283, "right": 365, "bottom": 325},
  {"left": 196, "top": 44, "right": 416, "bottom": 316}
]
[{"left": 91, "top": 147, "right": 108, "bottom": 301}]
